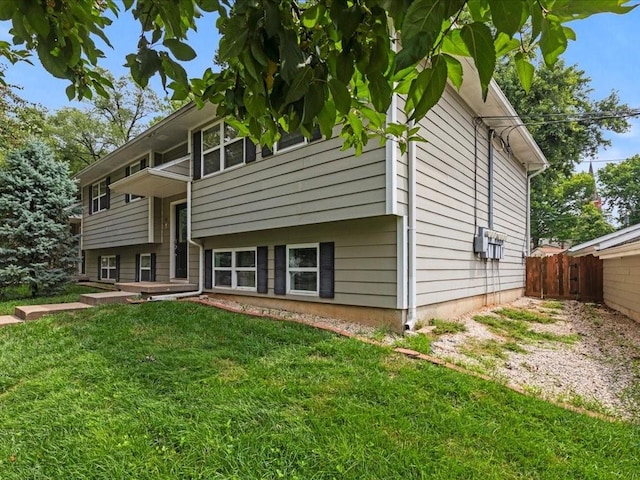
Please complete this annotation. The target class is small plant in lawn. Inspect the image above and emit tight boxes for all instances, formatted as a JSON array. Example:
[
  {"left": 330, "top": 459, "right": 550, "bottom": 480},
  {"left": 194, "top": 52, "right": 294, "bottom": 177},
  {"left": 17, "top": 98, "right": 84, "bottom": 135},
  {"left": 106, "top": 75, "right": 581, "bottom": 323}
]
[
  {"left": 371, "top": 324, "right": 396, "bottom": 342},
  {"left": 430, "top": 318, "right": 467, "bottom": 335}
]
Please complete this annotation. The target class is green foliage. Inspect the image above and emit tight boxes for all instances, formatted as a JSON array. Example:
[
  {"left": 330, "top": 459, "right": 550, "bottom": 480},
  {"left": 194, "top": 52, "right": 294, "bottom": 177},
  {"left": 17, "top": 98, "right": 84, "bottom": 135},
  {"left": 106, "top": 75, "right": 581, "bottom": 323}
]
[
  {"left": 1, "top": 301, "right": 638, "bottom": 478},
  {"left": 0, "top": 79, "right": 48, "bottom": 160},
  {"left": 0, "top": 0, "right": 635, "bottom": 152},
  {"left": 473, "top": 314, "right": 578, "bottom": 344},
  {"left": 495, "top": 58, "right": 628, "bottom": 246},
  {"left": 0, "top": 141, "right": 78, "bottom": 296},
  {"left": 598, "top": 155, "right": 640, "bottom": 226},
  {"left": 48, "top": 72, "right": 168, "bottom": 175}
]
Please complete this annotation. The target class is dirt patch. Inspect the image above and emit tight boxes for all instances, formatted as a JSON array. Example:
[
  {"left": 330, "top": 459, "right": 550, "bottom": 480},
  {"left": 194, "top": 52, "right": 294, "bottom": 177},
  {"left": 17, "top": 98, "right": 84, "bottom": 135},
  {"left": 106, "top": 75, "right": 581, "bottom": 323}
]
[{"left": 425, "top": 297, "right": 640, "bottom": 421}]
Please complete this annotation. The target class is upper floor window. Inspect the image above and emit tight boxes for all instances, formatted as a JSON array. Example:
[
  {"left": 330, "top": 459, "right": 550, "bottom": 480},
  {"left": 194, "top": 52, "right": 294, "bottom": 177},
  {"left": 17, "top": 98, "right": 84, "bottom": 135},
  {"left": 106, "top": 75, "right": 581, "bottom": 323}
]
[
  {"left": 91, "top": 179, "right": 108, "bottom": 213},
  {"left": 275, "top": 130, "right": 307, "bottom": 153},
  {"left": 202, "top": 122, "right": 245, "bottom": 177},
  {"left": 126, "top": 158, "right": 147, "bottom": 202}
]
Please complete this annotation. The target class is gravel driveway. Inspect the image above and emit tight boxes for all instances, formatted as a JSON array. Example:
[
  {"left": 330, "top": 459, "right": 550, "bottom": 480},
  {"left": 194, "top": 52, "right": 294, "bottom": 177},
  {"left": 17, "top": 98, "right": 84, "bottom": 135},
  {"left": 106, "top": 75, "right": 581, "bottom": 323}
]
[{"left": 425, "top": 297, "right": 640, "bottom": 421}]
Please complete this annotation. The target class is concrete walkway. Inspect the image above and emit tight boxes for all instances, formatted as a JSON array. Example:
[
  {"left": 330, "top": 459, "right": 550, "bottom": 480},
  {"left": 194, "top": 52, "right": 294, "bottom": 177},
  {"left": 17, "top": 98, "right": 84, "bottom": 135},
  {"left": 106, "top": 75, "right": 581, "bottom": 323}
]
[{"left": 1, "top": 290, "right": 138, "bottom": 326}]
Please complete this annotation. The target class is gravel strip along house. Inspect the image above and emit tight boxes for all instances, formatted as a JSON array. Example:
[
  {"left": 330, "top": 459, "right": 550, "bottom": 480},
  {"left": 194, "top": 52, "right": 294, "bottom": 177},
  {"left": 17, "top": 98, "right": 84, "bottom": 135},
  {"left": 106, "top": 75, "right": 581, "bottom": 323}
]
[{"left": 75, "top": 59, "right": 547, "bottom": 331}]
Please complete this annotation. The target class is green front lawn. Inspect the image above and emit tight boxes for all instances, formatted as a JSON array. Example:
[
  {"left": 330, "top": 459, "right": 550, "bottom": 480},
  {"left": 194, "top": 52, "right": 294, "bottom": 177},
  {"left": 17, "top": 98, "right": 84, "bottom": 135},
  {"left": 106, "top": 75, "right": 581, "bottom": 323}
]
[
  {"left": 0, "top": 283, "right": 103, "bottom": 315},
  {"left": 0, "top": 302, "right": 638, "bottom": 479}
]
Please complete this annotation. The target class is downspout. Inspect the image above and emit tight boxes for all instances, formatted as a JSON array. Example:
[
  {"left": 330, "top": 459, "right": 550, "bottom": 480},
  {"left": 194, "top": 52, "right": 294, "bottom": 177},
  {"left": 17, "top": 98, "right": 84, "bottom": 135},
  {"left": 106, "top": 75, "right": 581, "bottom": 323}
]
[
  {"left": 488, "top": 129, "right": 495, "bottom": 229},
  {"left": 525, "top": 166, "right": 547, "bottom": 256},
  {"left": 150, "top": 180, "right": 204, "bottom": 300},
  {"left": 404, "top": 120, "right": 417, "bottom": 331}
]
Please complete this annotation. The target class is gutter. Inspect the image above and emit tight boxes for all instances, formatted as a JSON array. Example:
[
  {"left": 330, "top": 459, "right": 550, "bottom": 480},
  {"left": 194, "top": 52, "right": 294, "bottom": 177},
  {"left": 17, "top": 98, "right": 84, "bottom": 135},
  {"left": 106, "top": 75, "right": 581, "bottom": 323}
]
[
  {"left": 525, "top": 166, "right": 547, "bottom": 256},
  {"left": 404, "top": 120, "right": 417, "bottom": 331},
  {"left": 149, "top": 180, "right": 204, "bottom": 301}
]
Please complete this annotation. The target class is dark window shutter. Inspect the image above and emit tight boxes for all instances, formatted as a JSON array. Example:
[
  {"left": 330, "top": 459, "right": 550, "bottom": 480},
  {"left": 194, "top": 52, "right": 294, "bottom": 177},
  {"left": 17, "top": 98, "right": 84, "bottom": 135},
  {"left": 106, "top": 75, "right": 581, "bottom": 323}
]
[
  {"left": 115, "top": 255, "right": 120, "bottom": 282},
  {"left": 261, "top": 145, "right": 273, "bottom": 158},
  {"left": 125, "top": 167, "right": 131, "bottom": 203},
  {"left": 97, "top": 255, "right": 102, "bottom": 280},
  {"left": 81, "top": 250, "right": 86, "bottom": 275},
  {"left": 135, "top": 254, "right": 140, "bottom": 282},
  {"left": 319, "top": 242, "right": 335, "bottom": 298},
  {"left": 245, "top": 138, "right": 257, "bottom": 163},
  {"left": 105, "top": 177, "right": 111, "bottom": 210},
  {"left": 150, "top": 253, "right": 156, "bottom": 281},
  {"left": 257, "top": 246, "right": 268, "bottom": 294},
  {"left": 87, "top": 186, "right": 93, "bottom": 215},
  {"left": 193, "top": 131, "right": 202, "bottom": 180},
  {"left": 141, "top": 158, "right": 147, "bottom": 169},
  {"left": 274, "top": 245, "right": 286, "bottom": 295},
  {"left": 204, "top": 249, "right": 212, "bottom": 289},
  {"left": 310, "top": 126, "right": 322, "bottom": 142}
]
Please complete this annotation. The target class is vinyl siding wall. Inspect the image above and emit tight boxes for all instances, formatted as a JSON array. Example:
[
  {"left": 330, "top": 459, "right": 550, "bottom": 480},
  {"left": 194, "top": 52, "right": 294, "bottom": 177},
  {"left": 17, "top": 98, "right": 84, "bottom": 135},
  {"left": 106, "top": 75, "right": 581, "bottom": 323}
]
[
  {"left": 191, "top": 136, "right": 387, "bottom": 238},
  {"left": 84, "top": 193, "right": 198, "bottom": 285},
  {"left": 202, "top": 216, "right": 398, "bottom": 309},
  {"left": 82, "top": 168, "right": 150, "bottom": 249},
  {"left": 603, "top": 255, "right": 640, "bottom": 322},
  {"left": 404, "top": 87, "right": 527, "bottom": 307}
]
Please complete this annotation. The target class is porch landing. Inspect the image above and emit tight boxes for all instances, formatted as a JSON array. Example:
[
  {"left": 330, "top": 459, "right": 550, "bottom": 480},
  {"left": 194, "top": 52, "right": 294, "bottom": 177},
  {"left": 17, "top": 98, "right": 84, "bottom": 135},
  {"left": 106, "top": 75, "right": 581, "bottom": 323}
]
[{"left": 115, "top": 282, "right": 198, "bottom": 294}]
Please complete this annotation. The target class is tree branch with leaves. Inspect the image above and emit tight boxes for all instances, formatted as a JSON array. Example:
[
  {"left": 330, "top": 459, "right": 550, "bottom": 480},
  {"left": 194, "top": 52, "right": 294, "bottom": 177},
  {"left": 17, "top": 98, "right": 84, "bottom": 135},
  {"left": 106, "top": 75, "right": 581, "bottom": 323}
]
[{"left": 0, "top": 0, "right": 636, "bottom": 151}]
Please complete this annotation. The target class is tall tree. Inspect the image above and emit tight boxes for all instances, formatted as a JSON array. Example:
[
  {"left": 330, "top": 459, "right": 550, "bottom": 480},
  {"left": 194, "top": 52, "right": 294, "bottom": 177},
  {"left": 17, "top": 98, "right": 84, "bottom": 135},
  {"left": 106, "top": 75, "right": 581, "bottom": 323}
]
[
  {"left": 495, "top": 59, "right": 631, "bottom": 246},
  {"left": 0, "top": 141, "right": 78, "bottom": 297},
  {"left": 0, "top": 1, "right": 635, "bottom": 152},
  {"left": 0, "top": 80, "right": 48, "bottom": 161},
  {"left": 48, "top": 73, "right": 166, "bottom": 175},
  {"left": 598, "top": 155, "right": 640, "bottom": 227}
]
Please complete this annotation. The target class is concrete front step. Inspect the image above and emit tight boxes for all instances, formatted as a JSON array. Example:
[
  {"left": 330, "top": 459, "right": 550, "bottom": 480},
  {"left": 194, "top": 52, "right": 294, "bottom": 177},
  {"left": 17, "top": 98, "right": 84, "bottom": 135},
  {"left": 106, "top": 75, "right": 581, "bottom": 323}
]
[
  {"left": 115, "top": 282, "right": 198, "bottom": 294},
  {"left": 80, "top": 291, "right": 138, "bottom": 306},
  {"left": 0, "top": 315, "right": 23, "bottom": 326},
  {"left": 15, "top": 302, "right": 92, "bottom": 321}
]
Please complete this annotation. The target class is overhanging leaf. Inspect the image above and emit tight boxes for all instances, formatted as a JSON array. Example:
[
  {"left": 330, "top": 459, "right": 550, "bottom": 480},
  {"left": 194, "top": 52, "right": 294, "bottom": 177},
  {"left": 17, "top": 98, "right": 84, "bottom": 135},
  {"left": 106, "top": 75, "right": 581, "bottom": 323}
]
[
  {"left": 328, "top": 78, "right": 351, "bottom": 115},
  {"left": 488, "top": 0, "right": 525, "bottom": 36},
  {"left": 442, "top": 54, "right": 463, "bottom": 90},
  {"left": 461, "top": 22, "right": 496, "bottom": 100},
  {"left": 514, "top": 52, "right": 534, "bottom": 92},
  {"left": 163, "top": 39, "right": 197, "bottom": 61},
  {"left": 284, "top": 66, "right": 313, "bottom": 106},
  {"left": 401, "top": 0, "right": 445, "bottom": 43},
  {"left": 409, "top": 55, "right": 447, "bottom": 120}
]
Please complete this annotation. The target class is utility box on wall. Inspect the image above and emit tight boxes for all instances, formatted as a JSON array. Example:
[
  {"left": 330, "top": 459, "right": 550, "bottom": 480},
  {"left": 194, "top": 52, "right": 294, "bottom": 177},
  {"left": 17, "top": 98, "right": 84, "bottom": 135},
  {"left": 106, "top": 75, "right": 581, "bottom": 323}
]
[{"left": 474, "top": 227, "right": 507, "bottom": 260}]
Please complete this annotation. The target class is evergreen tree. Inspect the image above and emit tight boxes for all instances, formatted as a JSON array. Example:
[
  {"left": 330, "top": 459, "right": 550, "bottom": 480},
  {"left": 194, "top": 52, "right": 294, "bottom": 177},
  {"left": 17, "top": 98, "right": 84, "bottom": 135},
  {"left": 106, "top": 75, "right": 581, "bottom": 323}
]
[{"left": 0, "top": 141, "right": 78, "bottom": 297}]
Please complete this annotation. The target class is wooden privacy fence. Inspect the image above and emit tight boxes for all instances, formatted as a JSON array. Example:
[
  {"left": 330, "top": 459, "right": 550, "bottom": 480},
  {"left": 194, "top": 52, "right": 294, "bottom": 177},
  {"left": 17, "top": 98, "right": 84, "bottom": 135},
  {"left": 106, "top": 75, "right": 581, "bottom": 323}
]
[{"left": 525, "top": 253, "right": 603, "bottom": 302}]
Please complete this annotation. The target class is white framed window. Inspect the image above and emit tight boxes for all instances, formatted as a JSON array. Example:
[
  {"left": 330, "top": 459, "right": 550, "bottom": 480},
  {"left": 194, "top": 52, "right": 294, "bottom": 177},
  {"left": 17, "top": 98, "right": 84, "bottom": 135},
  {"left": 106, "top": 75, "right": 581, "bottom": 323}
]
[
  {"left": 140, "top": 253, "right": 152, "bottom": 281},
  {"left": 127, "top": 159, "right": 146, "bottom": 201},
  {"left": 100, "top": 255, "right": 117, "bottom": 280},
  {"left": 91, "top": 179, "right": 108, "bottom": 213},
  {"left": 213, "top": 248, "right": 256, "bottom": 290},
  {"left": 274, "top": 130, "right": 307, "bottom": 154},
  {"left": 287, "top": 244, "right": 319, "bottom": 295},
  {"left": 202, "top": 121, "right": 245, "bottom": 177}
]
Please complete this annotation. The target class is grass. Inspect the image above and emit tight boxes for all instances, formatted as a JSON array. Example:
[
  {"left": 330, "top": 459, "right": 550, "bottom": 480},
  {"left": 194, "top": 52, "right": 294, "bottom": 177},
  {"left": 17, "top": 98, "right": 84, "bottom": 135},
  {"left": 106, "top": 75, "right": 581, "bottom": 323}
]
[
  {"left": 0, "top": 283, "right": 103, "bottom": 315},
  {"left": 541, "top": 301, "right": 565, "bottom": 310},
  {"left": 0, "top": 302, "right": 639, "bottom": 478},
  {"left": 494, "top": 307, "right": 555, "bottom": 324},
  {"left": 473, "top": 314, "right": 578, "bottom": 344},
  {"left": 394, "top": 332, "right": 432, "bottom": 354},
  {"left": 431, "top": 318, "right": 467, "bottom": 335}
]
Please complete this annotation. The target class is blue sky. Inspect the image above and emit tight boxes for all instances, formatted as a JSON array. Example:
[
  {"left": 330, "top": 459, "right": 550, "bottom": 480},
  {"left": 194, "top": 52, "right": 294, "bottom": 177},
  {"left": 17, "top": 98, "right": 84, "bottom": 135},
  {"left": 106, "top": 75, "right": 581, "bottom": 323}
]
[{"left": 1, "top": 7, "right": 639, "bottom": 171}]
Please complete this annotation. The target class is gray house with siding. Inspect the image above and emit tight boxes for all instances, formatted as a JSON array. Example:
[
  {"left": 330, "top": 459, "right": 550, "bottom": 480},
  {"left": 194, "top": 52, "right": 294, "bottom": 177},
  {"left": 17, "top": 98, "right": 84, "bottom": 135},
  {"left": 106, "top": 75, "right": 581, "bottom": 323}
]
[
  {"left": 568, "top": 223, "right": 640, "bottom": 324},
  {"left": 76, "top": 59, "right": 547, "bottom": 331}
]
